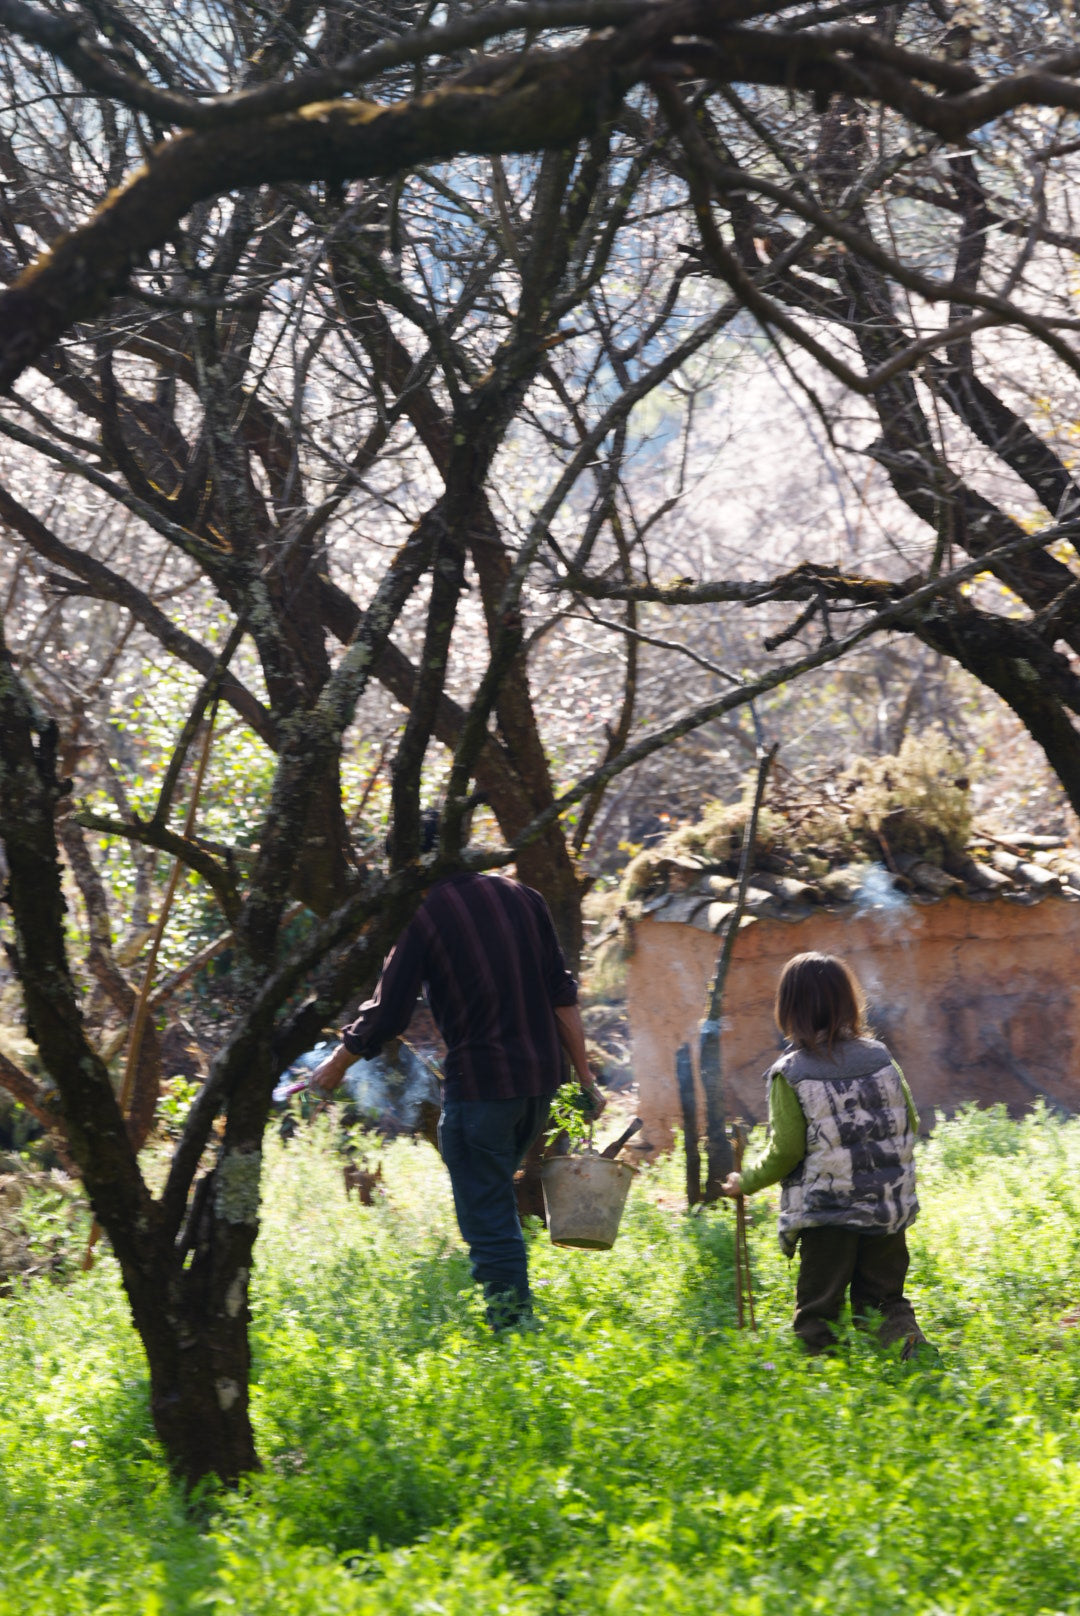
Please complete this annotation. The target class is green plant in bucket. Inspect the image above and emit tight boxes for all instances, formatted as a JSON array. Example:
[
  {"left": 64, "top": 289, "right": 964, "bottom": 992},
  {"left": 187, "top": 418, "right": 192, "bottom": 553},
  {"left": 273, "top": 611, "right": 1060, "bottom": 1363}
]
[{"left": 545, "top": 1084, "right": 597, "bottom": 1151}]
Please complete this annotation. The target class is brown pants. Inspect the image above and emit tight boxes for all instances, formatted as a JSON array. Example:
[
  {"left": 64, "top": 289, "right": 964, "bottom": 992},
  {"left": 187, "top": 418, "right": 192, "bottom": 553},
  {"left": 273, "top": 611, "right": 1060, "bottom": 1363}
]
[{"left": 794, "top": 1226, "right": 925, "bottom": 1356}]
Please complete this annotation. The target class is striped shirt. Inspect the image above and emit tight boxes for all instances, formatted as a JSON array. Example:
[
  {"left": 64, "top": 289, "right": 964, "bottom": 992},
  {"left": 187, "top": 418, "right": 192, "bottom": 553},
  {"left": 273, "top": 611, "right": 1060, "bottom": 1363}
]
[{"left": 340, "top": 873, "right": 578, "bottom": 1102}]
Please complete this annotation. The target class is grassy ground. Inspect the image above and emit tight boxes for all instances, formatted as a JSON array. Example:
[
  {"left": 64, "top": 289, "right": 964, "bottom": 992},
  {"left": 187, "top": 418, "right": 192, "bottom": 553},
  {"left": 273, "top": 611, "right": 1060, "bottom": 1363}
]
[{"left": 3, "top": 1105, "right": 1080, "bottom": 1615}]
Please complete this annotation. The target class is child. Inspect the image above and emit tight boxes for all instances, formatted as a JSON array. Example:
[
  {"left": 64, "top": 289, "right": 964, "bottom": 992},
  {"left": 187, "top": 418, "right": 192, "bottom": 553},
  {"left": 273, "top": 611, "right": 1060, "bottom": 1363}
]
[{"left": 722, "top": 951, "right": 927, "bottom": 1357}]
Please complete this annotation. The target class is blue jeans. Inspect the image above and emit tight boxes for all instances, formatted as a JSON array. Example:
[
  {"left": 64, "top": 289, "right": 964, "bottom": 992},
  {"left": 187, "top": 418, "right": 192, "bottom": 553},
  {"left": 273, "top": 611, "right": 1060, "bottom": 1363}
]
[{"left": 438, "top": 1094, "right": 551, "bottom": 1326}]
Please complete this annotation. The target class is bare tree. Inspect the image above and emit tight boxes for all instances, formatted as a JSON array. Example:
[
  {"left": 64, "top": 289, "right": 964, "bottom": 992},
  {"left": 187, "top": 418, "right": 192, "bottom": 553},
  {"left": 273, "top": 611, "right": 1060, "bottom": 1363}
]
[{"left": 3, "top": 0, "right": 1080, "bottom": 1486}]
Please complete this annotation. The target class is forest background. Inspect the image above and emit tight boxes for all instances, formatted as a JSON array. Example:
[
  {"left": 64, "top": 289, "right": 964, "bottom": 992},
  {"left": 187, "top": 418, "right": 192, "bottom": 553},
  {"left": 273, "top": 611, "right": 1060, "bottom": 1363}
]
[{"left": 3, "top": 0, "right": 1080, "bottom": 1499}]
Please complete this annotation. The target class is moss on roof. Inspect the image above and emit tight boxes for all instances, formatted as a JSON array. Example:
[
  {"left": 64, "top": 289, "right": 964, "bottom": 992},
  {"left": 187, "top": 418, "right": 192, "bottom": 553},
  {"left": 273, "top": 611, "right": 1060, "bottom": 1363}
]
[
  {"left": 587, "top": 732, "right": 1074, "bottom": 975},
  {"left": 622, "top": 731, "right": 972, "bottom": 903}
]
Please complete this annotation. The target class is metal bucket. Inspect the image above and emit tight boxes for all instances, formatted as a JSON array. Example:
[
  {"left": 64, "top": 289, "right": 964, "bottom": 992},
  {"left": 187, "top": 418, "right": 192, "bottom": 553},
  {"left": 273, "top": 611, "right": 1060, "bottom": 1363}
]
[{"left": 540, "top": 1153, "right": 634, "bottom": 1250}]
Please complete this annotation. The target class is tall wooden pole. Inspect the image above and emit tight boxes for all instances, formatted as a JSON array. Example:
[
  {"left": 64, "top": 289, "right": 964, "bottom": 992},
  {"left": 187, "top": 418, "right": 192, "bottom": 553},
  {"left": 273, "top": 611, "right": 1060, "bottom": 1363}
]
[
  {"left": 699, "top": 743, "right": 778, "bottom": 1201},
  {"left": 675, "top": 1040, "right": 702, "bottom": 1206}
]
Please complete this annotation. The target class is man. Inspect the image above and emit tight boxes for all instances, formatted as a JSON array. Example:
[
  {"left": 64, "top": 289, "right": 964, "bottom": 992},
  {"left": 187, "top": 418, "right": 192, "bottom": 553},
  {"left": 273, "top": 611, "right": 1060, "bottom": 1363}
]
[{"left": 311, "top": 868, "right": 605, "bottom": 1328}]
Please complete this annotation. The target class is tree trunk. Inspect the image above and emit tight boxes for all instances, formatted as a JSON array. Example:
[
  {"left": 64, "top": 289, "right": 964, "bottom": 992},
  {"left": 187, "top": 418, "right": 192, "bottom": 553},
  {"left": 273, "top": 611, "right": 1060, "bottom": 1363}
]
[
  {"left": 0, "top": 621, "right": 266, "bottom": 1488},
  {"left": 142, "top": 1171, "right": 262, "bottom": 1488}
]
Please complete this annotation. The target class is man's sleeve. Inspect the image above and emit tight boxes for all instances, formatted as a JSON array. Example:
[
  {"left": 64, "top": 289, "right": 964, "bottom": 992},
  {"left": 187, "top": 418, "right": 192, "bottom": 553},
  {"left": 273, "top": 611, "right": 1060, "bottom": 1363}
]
[
  {"left": 739, "top": 1071, "right": 807, "bottom": 1196},
  {"left": 340, "top": 918, "right": 426, "bottom": 1059},
  {"left": 530, "top": 889, "right": 578, "bottom": 1007},
  {"left": 891, "top": 1059, "right": 920, "bottom": 1135}
]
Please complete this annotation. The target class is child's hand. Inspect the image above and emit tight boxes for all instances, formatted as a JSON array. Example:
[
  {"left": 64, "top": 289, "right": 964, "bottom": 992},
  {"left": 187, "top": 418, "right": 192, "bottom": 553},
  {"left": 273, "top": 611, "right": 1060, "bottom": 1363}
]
[{"left": 720, "top": 1172, "right": 743, "bottom": 1198}]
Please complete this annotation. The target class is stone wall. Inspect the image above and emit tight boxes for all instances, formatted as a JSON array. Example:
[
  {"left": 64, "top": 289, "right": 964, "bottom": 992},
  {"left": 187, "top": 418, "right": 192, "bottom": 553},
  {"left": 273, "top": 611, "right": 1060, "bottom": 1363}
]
[{"left": 627, "top": 895, "right": 1080, "bottom": 1155}]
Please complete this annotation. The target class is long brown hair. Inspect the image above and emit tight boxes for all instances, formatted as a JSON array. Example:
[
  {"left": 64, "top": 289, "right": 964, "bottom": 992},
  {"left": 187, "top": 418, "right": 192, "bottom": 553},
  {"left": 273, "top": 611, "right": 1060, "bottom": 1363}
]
[{"left": 774, "top": 952, "right": 867, "bottom": 1053}]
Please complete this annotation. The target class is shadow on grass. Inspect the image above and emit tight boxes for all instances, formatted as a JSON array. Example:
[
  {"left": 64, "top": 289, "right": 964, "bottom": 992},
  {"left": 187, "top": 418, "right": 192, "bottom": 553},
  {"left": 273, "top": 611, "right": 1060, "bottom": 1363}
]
[
  {"left": 678, "top": 1199, "right": 756, "bottom": 1334},
  {"left": 254, "top": 1241, "right": 482, "bottom": 1360}
]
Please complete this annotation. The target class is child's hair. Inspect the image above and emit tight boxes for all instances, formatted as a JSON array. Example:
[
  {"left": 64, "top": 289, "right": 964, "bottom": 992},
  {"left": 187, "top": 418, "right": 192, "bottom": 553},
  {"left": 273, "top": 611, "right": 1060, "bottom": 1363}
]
[{"left": 775, "top": 952, "right": 867, "bottom": 1053}]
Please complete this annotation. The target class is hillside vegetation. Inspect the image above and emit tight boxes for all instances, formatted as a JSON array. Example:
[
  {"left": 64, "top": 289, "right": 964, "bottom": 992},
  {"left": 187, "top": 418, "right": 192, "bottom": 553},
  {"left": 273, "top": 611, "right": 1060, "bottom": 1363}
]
[{"left": 3, "top": 1107, "right": 1080, "bottom": 1615}]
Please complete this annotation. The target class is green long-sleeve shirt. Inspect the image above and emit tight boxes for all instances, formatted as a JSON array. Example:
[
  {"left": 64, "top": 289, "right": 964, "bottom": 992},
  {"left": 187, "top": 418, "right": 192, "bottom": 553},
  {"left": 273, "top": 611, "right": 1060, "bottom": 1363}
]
[{"left": 739, "top": 1061, "right": 919, "bottom": 1197}]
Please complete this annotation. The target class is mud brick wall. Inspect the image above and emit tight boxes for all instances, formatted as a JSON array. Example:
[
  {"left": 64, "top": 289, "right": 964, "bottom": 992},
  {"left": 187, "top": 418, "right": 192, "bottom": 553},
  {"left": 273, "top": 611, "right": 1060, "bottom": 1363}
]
[{"left": 627, "top": 896, "right": 1080, "bottom": 1156}]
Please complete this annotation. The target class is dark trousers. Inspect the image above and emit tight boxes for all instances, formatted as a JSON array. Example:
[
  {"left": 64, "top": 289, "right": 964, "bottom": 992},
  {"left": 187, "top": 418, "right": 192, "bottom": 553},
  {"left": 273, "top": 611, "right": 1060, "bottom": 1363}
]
[
  {"left": 438, "top": 1094, "right": 551, "bottom": 1327},
  {"left": 794, "top": 1226, "right": 925, "bottom": 1356}
]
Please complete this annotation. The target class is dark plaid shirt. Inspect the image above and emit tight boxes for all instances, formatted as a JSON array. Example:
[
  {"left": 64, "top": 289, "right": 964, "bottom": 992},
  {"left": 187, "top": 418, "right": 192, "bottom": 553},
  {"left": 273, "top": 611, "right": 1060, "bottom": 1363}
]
[{"left": 341, "top": 872, "right": 578, "bottom": 1102}]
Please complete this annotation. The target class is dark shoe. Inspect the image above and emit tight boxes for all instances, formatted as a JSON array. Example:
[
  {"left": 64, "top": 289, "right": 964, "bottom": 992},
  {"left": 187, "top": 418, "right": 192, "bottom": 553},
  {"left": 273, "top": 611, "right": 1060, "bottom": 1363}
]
[
  {"left": 483, "top": 1283, "right": 534, "bottom": 1333},
  {"left": 900, "top": 1333, "right": 941, "bottom": 1368}
]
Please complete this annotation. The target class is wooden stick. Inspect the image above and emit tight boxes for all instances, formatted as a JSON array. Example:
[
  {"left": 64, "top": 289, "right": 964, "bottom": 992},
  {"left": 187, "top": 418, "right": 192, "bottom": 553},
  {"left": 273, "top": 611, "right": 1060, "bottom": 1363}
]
[
  {"left": 971, "top": 825, "right": 1066, "bottom": 854},
  {"left": 731, "top": 1124, "right": 756, "bottom": 1331},
  {"left": 349, "top": 735, "right": 392, "bottom": 829},
  {"left": 733, "top": 1127, "right": 745, "bottom": 1329},
  {"left": 600, "top": 1117, "right": 643, "bottom": 1159}
]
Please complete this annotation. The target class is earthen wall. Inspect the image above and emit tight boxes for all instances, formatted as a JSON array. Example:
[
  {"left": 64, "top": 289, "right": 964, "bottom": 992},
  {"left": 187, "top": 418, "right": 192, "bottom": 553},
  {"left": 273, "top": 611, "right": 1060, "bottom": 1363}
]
[{"left": 627, "top": 897, "right": 1080, "bottom": 1154}]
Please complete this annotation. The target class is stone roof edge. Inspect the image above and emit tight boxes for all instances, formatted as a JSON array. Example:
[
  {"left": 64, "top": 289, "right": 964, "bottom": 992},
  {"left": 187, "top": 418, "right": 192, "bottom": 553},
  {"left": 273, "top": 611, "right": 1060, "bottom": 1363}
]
[{"left": 638, "top": 839, "right": 1080, "bottom": 936}]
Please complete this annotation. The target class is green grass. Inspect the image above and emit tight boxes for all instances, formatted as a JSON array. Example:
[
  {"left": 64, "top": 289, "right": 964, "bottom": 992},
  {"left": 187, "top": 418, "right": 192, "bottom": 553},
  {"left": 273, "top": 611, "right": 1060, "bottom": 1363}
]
[{"left": 4, "top": 1106, "right": 1080, "bottom": 1614}]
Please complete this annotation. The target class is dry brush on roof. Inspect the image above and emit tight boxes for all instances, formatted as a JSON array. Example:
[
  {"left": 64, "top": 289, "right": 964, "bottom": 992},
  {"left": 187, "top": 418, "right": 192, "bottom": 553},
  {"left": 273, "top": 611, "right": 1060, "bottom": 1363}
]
[
  {"left": 591, "top": 733, "right": 1080, "bottom": 969},
  {"left": 623, "top": 732, "right": 969, "bottom": 894}
]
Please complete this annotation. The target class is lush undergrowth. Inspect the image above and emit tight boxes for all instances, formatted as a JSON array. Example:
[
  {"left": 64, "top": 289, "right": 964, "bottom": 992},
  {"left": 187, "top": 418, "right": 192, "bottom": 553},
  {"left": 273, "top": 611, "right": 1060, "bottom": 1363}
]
[{"left": 4, "top": 1106, "right": 1080, "bottom": 1615}]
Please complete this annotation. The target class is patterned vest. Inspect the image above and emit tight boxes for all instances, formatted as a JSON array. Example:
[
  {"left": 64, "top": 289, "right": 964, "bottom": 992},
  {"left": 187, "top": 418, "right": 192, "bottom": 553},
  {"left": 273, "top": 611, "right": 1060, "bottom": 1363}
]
[{"left": 774, "top": 1038, "right": 918, "bottom": 1256}]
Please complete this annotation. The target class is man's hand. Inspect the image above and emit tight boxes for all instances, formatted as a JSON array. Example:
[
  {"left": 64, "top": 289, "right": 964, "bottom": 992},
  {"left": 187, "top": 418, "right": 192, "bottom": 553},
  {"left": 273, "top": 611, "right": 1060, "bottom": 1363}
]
[
  {"left": 581, "top": 1080, "right": 607, "bottom": 1121},
  {"left": 309, "top": 1044, "right": 352, "bottom": 1096},
  {"left": 720, "top": 1171, "right": 743, "bottom": 1198}
]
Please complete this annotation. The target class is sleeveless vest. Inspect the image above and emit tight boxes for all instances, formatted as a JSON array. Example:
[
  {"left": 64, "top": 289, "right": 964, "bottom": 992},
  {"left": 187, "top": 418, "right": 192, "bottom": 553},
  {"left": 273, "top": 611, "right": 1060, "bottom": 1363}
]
[{"left": 774, "top": 1038, "right": 918, "bottom": 1256}]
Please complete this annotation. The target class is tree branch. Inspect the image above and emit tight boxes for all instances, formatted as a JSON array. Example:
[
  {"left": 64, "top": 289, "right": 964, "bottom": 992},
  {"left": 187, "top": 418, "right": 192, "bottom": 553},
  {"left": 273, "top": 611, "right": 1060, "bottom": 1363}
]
[{"left": 74, "top": 811, "right": 242, "bottom": 924}]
